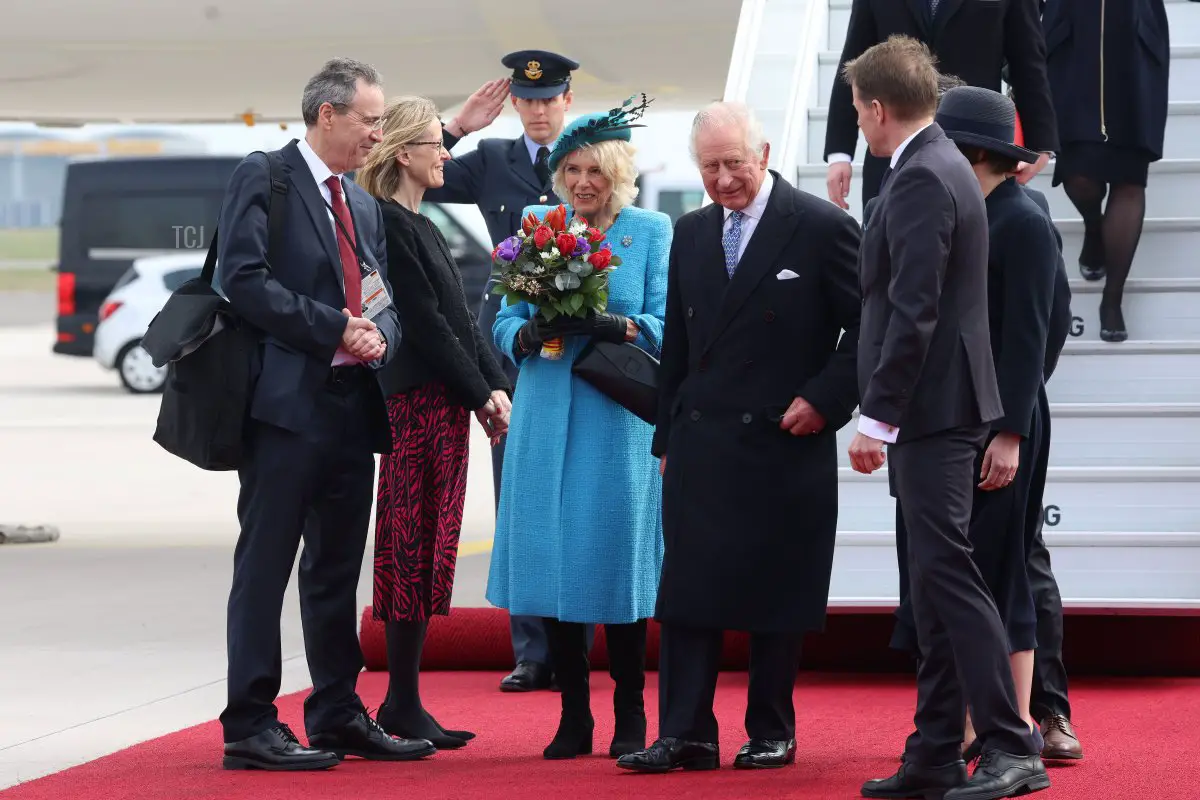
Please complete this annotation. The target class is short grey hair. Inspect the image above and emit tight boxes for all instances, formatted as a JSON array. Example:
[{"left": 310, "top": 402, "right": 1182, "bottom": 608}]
[
  {"left": 301, "top": 58, "right": 382, "bottom": 126},
  {"left": 688, "top": 101, "right": 767, "bottom": 163}
]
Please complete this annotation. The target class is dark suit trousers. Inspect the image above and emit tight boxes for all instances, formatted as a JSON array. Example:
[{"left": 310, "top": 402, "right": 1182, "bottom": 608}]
[
  {"left": 889, "top": 426, "right": 1035, "bottom": 764},
  {"left": 220, "top": 376, "right": 377, "bottom": 743},
  {"left": 658, "top": 623, "right": 801, "bottom": 743},
  {"left": 861, "top": 151, "right": 889, "bottom": 211},
  {"left": 1026, "top": 386, "right": 1071, "bottom": 721}
]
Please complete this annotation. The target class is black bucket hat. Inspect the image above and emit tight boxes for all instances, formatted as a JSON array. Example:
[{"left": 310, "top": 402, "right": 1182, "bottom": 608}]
[{"left": 935, "top": 85, "right": 1039, "bottom": 164}]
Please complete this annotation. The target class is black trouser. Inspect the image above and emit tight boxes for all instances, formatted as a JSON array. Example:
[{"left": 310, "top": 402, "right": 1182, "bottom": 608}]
[
  {"left": 1025, "top": 386, "right": 1071, "bottom": 721},
  {"left": 657, "top": 623, "right": 802, "bottom": 744},
  {"left": 890, "top": 426, "right": 1036, "bottom": 765},
  {"left": 220, "top": 375, "right": 376, "bottom": 743}
]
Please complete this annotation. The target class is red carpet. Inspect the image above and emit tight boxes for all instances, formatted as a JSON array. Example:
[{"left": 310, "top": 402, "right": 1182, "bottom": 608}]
[{"left": 2, "top": 672, "right": 1193, "bottom": 800}]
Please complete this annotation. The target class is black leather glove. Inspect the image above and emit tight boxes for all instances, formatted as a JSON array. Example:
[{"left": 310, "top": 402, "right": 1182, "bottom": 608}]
[
  {"left": 583, "top": 312, "right": 631, "bottom": 344},
  {"left": 513, "top": 318, "right": 545, "bottom": 357}
]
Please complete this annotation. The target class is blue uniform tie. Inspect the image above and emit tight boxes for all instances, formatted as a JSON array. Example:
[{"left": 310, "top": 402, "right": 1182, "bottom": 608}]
[{"left": 723, "top": 210, "right": 743, "bottom": 278}]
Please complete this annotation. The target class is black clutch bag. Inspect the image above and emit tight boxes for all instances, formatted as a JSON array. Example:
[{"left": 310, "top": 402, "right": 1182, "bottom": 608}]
[{"left": 571, "top": 339, "right": 660, "bottom": 424}]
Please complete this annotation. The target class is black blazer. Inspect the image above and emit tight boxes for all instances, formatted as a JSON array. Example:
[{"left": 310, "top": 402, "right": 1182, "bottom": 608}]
[
  {"left": 857, "top": 124, "right": 1003, "bottom": 441},
  {"left": 376, "top": 200, "right": 510, "bottom": 410},
  {"left": 826, "top": 0, "right": 1059, "bottom": 159},
  {"left": 1023, "top": 187, "right": 1072, "bottom": 382},
  {"left": 217, "top": 140, "right": 401, "bottom": 453},
  {"left": 983, "top": 179, "right": 1059, "bottom": 438}
]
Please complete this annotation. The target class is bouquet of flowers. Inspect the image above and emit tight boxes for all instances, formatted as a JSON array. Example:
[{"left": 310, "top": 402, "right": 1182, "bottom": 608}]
[{"left": 490, "top": 203, "right": 622, "bottom": 359}]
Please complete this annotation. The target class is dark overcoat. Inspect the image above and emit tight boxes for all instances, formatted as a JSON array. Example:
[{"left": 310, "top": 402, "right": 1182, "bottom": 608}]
[
  {"left": 1042, "top": 0, "right": 1170, "bottom": 159},
  {"left": 651, "top": 173, "right": 862, "bottom": 633}
]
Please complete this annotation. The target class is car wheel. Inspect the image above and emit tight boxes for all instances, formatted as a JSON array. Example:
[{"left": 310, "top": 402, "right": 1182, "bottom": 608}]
[{"left": 116, "top": 339, "right": 166, "bottom": 394}]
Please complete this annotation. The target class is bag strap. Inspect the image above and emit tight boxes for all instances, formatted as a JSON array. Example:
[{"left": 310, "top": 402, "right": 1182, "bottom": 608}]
[{"left": 200, "top": 150, "right": 289, "bottom": 285}]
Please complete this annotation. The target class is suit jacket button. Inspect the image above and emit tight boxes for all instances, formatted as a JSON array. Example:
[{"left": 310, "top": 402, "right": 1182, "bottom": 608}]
[
  {"left": 742, "top": 413, "right": 753, "bottom": 424},
  {"left": 500, "top": 204, "right": 506, "bottom": 212},
  {"left": 539, "top": 195, "right": 548, "bottom": 203},
  {"left": 764, "top": 310, "right": 776, "bottom": 322},
  {"left": 690, "top": 410, "right": 702, "bottom": 422},
  {"left": 687, "top": 307, "right": 695, "bottom": 318}
]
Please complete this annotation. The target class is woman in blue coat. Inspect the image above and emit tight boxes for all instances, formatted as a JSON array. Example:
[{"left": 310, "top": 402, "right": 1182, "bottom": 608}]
[{"left": 487, "top": 104, "right": 670, "bottom": 761}]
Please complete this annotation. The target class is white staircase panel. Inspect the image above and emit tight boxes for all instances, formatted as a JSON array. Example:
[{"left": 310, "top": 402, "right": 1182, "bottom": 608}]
[
  {"left": 835, "top": 467, "right": 1200, "bottom": 533},
  {"left": 827, "top": 531, "right": 1200, "bottom": 608},
  {"left": 833, "top": 404, "right": 1200, "bottom": 469},
  {"left": 1056, "top": 219, "right": 1200, "bottom": 280},
  {"left": 1067, "top": 279, "right": 1200, "bottom": 341},
  {"left": 1168, "top": 0, "right": 1200, "bottom": 45},
  {"left": 808, "top": 102, "right": 1200, "bottom": 165},
  {"left": 1044, "top": 342, "right": 1200, "bottom": 404},
  {"left": 828, "top": 0, "right": 851, "bottom": 55},
  {"left": 796, "top": 160, "right": 1200, "bottom": 221}
]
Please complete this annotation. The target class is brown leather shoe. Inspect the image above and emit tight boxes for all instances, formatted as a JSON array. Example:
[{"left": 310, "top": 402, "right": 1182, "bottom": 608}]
[{"left": 1040, "top": 715, "right": 1083, "bottom": 761}]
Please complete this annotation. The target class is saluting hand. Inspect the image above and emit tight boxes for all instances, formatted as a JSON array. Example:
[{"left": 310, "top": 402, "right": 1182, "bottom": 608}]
[{"left": 452, "top": 78, "right": 511, "bottom": 136}]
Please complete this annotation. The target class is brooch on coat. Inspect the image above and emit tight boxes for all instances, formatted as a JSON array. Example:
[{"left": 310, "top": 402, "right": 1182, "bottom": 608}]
[{"left": 621, "top": 235, "right": 633, "bottom": 247}]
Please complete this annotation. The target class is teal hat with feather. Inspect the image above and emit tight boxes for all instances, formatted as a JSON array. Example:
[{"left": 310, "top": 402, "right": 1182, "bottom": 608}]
[{"left": 547, "top": 93, "right": 653, "bottom": 173}]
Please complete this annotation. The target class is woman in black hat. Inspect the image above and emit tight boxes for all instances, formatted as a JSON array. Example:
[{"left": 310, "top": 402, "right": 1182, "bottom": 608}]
[{"left": 897, "top": 85, "right": 1060, "bottom": 759}]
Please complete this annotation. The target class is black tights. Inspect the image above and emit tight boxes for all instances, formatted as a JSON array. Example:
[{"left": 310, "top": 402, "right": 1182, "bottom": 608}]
[{"left": 1062, "top": 175, "right": 1146, "bottom": 338}]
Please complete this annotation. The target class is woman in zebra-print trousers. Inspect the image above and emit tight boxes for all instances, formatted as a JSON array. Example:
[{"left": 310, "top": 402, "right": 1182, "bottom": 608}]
[{"left": 356, "top": 96, "right": 512, "bottom": 750}]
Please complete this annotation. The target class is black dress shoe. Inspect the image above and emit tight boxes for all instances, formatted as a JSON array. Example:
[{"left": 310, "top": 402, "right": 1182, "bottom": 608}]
[
  {"left": 616, "top": 737, "right": 719, "bottom": 773},
  {"left": 376, "top": 705, "right": 468, "bottom": 750},
  {"left": 499, "top": 660, "right": 551, "bottom": 692},
  {"left": 308, "top": 711, "right": 436, "bottom": 761},
  {"left": 861, "top": 760, "right": 968, "bottom": 799},
  {"left": 223, "top": 724, "right": 340, "bottom": 771},
  {"left": 944, "top": 751, "right": 1049, "bottom": 800},
  {"left": 734, "top": 738, "right": 796, "bottom": 769}
]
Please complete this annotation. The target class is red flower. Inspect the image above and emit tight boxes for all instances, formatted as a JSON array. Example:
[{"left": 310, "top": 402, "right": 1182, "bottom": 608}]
[
  {"left": 586, "top": 227, "right": 605, "bottom": 243},
  {"left": 533, "top": 225, "right": 554, "bottom": 250},
  {"left": 544, "top": 204, "right": 568, "bottom": 233},
  {"left": 588, "top": 247, "right": 612, "bottom": 270},
  {"left": 555, "top": 232, "right": 577, "bottom": 255},
  {"left": 521, "top": 212, "right": 539, "bottom": 235}
]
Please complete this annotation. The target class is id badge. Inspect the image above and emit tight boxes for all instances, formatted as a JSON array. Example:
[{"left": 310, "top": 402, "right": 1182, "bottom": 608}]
[{"left": 359, "top": 267, "right": 391, "bottom": 321}]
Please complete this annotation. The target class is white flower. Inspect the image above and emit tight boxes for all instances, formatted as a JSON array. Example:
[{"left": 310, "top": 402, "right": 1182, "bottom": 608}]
[{"left": 568, "top": 218, "right": 587, "bottom": 235}]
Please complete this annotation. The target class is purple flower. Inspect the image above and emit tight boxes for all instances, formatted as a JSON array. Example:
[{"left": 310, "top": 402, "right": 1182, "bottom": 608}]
[
  {"left": 571, "top": 236, "right": 589, "bottom": 257},
  {"left": 495, "top": 236, "right": 521, "bottom": 263}
]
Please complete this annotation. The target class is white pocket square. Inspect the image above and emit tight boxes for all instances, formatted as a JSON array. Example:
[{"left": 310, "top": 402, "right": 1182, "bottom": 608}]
[{"left": 776, "top": 269, "right": 800, "bottom": 280}]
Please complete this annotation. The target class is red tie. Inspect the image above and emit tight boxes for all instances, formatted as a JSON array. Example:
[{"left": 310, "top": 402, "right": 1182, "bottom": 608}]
[{"left": 325, "top": 176, "right": 362, "bottom": 316}]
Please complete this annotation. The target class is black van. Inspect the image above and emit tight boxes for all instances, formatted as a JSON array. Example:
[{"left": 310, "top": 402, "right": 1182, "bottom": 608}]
[{"left": 54, "top": 154, "right": 493, "bottom": 356}]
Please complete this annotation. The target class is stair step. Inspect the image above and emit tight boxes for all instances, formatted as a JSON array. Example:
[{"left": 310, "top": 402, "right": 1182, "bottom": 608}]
[
  {"left": 807, "top": 101, "right": 1200, "bottom": 164},
  {"left": 834, "top": 402, "right": 1200, "bottom": 468},
  {"left": 795, "top": 159, "right": 1200, "bottom": 220},
  {"left": 827, "top": 0, "right": 1200, "bottom": 56},
  {"left": 1046, "top": 341, "right": 1200, "bottom": 403},
  {"left": 827, "top": 531, "right": 1200, "bottom": 610},
  {"left": 835, "top": 466, "right": 1200, "bottom": 533},
  {"left": 1055, "top": 218, "right": 1200, "bottom": 281},
  {"left": 1066, "top": 278, "right": 1200, "bottom": 341}
]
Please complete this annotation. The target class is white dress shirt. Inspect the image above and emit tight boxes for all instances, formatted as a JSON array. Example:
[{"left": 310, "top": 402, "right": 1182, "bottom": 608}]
[
  {"left": 721, "top": 170, "right": 774, "bottom": 263},
  {"left": 297, "top": 137, "right": 361, "bottom": 366},
  {"left": 856, "top": 124, "right": 932, "bottom": 443}
]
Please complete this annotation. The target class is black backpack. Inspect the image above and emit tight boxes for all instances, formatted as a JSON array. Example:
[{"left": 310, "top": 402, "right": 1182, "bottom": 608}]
[{"left": 141, "top": 151, "right": 287, "bottom": 471}]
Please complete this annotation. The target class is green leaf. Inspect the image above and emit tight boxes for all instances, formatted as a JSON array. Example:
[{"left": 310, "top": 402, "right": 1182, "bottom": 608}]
[
  {"left": 568, "top": 293, "right": 584, "bottom": 313},
  {"left": 608, "top": 255, "right": 623, "bottom": 267}
]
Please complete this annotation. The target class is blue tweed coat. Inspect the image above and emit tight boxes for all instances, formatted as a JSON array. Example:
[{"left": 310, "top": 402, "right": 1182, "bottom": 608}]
[{"left": 485, "top": 204, "right": 670, "bottom": 624}]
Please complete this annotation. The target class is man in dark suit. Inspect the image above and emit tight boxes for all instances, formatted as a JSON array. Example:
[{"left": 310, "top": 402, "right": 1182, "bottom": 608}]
[
  {"left": 843, "top": 38, "right": 1049, "bottom": 799},
  {"left": 425, "top": 49, "right": 590, "bottom": 693},
  {"left": 216, "top": 58, "right": 433, "bottom": 771},
  {"left": 825, "top": 0, "right": 1059, "bottom": 213},
  {"left": 618, "top": 101, "right": 862, "bottom": 774}
]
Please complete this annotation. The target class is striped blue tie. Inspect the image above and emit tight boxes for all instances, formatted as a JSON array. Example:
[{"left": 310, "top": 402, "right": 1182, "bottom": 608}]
[{"left": 723, "top": 210, "right": 743, "bottom": 278}]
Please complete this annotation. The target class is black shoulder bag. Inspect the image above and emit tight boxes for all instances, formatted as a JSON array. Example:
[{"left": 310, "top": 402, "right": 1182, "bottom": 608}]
[{"left": 141, "top": 150, "right": 288, "bottom": 471}]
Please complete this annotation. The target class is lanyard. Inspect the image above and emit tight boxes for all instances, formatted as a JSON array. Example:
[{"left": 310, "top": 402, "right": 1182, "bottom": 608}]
[{"left": 323, "top": 198, "right": 373, "bottom": 277}]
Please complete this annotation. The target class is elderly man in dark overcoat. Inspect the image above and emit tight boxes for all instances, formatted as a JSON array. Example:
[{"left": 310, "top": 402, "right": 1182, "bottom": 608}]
[{"left": 617, "top": 101, "right": 862, "bottom": 774}]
